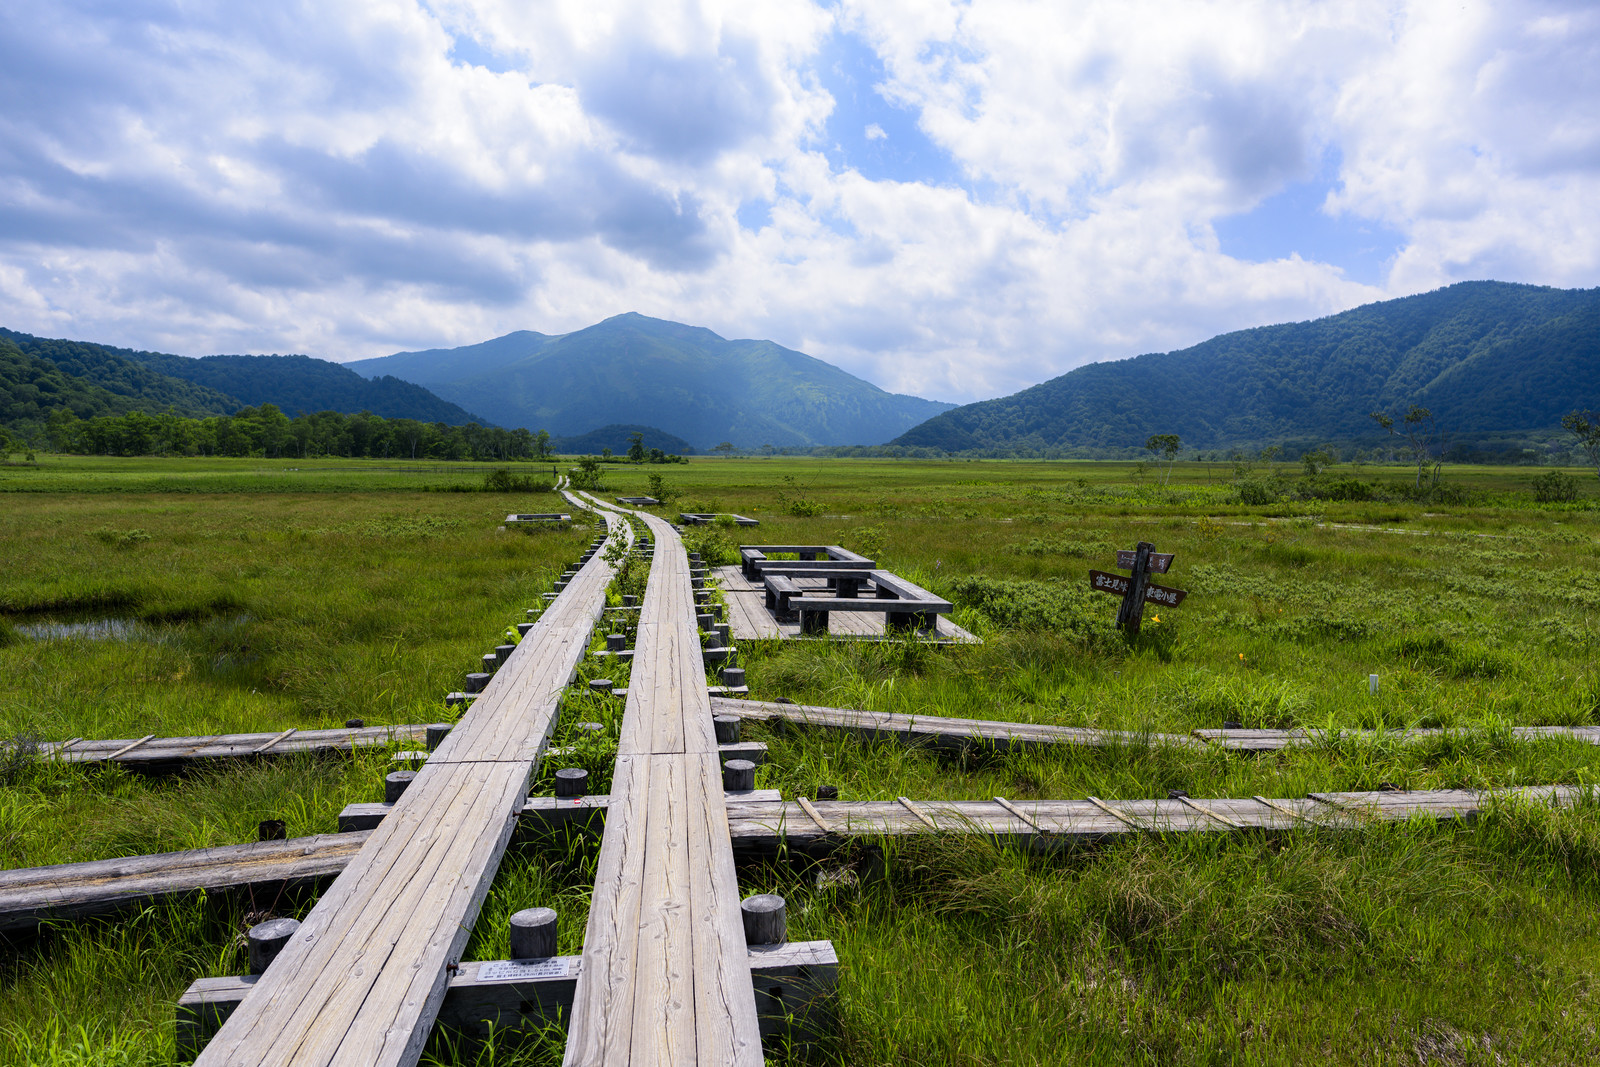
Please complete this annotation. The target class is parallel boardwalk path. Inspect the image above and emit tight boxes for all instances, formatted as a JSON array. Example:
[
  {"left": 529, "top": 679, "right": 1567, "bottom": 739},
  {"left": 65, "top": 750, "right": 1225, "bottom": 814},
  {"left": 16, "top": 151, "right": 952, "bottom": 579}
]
[
  {"left": 563, "top": 496, "right": 762, "bottom": 1067},
  {"left": 191, "top": 497, "right": 629, "bottom": 1067}
]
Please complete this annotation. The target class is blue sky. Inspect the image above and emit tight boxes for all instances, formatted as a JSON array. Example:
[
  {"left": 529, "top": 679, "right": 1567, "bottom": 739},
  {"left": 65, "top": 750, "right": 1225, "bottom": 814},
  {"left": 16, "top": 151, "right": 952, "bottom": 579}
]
[{"left": 0, "top": 1, "right": 1596, "bottom": 403}]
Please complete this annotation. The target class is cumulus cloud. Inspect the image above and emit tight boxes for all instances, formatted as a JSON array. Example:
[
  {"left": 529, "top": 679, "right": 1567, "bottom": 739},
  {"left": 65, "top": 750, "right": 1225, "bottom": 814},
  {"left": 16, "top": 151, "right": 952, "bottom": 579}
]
[{"left": 0, "top": 0, "right": 1596, "bottom": 405}]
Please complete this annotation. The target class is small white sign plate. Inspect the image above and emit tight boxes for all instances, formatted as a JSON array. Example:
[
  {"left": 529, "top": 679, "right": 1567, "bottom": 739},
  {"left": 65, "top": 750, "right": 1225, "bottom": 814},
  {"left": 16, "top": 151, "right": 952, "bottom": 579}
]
[{"left": 478, "top": 959, "right": 570, "bottom": 982}]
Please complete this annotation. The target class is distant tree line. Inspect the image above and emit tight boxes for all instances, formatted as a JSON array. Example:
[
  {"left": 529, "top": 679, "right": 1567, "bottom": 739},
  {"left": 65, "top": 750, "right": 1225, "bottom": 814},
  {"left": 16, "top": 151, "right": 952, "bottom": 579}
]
[{"left": 35, "top": 405, "right": 557, "bottom": 461}]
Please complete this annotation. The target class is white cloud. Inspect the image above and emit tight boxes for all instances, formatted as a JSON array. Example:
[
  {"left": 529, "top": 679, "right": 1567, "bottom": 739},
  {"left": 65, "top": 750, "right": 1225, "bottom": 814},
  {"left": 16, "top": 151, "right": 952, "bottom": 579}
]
[{"left": 0, "top": 0, "right": 1595, "bottom": 408}]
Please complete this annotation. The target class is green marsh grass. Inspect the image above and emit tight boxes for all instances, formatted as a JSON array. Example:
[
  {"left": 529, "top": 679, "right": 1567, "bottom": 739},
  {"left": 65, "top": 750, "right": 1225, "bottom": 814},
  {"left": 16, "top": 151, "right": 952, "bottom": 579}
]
[{"left": 4, "top": 455, "right": 1600, "bottom": 1063}]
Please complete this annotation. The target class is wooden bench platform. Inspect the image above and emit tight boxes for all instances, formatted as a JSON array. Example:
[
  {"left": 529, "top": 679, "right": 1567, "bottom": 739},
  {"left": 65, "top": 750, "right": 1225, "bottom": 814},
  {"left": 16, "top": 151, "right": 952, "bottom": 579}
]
[
  {"left": 714, "top": 566, "right": 979, "bottom": 644},
  {"left": 679, "top": 513, "right": 759, "bottom": 527}
]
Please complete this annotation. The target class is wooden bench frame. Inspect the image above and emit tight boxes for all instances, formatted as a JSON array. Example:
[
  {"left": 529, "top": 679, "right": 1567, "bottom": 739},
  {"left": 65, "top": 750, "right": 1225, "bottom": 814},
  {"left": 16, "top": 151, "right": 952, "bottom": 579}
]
[
  {"left": 739, "top": 545, "right": 874, "bottom": 581},
  {"left": 761, "top": 568, "right": 951, "bottom": 635}
]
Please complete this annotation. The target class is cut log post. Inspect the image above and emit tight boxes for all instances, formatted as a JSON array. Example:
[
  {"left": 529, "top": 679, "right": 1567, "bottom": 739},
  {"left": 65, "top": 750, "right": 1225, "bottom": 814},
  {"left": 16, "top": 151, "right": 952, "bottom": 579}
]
[
  {"left": 510, "top": 907, "right": 558, "bottom": 959},
  {"left": 714, "top": 716, "right": 742, "bottom": 743},
  {"left": 426, "top": 724, "right": 452, "bottom": 751},
  {"left": 723, "top": 667, "right": 747, "bottom": 688},
  {"left": 247, "top": 918, "right": 299, "bottom": 975},
  {"left": 740, "top": 895, "right": 786, "bottom": 946},
  {"left": 606, "top": 633, "right": 626, "bottom": 652},
  {"left": 554, "top": 768, "right": 589, "bottom": 797},
  {"left": 384, "top": 770, "right": 415, "bottom": 803},
  {"left": 724, "top": 758, "right": 757, "bottom": 791},
  {"left": 495, "top": 644, "right": 516, "bottom": 665}
]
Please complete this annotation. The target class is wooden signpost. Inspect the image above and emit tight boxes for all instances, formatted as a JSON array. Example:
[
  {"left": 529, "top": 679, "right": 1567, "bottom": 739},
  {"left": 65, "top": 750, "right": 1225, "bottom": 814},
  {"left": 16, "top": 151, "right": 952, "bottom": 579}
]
[{"left": 1091, "top": 540, "right": 1187, "bottom": 635}]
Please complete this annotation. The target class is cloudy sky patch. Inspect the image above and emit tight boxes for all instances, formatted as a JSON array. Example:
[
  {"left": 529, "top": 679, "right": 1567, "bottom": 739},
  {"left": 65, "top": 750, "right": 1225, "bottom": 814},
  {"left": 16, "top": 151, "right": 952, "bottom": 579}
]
[{"left": 1, "top": 0, "right": 1596, "bottom": 402}]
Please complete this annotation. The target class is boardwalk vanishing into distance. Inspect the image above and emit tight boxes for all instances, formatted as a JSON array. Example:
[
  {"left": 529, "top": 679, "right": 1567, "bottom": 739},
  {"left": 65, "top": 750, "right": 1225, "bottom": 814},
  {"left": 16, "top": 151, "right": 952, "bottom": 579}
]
[
  {"left": 561, "top": 492, "right": 762, "bottom": 1066},
  {"left": 191, "top": 490, "right": 629, "bottom": 1067}
]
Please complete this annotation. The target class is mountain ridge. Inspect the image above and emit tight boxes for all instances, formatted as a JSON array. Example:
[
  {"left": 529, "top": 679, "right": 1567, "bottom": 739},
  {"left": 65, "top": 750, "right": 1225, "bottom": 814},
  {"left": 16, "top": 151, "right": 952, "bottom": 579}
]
[
  {"left": 892, "top": 281, "right": 1600, "bottom": 453},
  {"left": 348, "top": 312, "right": 956, "bottom": 449}
]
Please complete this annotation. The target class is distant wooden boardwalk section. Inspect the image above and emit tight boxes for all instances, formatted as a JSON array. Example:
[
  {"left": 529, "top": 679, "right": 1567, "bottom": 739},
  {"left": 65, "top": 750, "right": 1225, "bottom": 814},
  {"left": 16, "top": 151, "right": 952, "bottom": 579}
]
[
  {"left": 564, "top": 497, "right": 761, "bottom": 1066},
  {"left": 710, "top": 697, "right": 1199, "bottom": 750},
  {"left": 16, "top": 724, "right": 433, "bottom": 772},
  {"left": 192, "top": 496, "right": 628, "bottom": 1067},
  {"left": 714, "top": 566, "right": 979, "bottom": 644}
]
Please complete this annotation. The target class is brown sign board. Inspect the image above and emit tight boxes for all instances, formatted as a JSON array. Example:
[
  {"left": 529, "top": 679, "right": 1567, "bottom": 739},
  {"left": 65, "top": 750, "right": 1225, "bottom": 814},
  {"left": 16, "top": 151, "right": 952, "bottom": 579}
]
[
  {"left": 1089, "top": 570, "right": 1187, "bottom": 607},
  {"left": 1116, "top": 550, "right": 1174, "bottom": 573}
]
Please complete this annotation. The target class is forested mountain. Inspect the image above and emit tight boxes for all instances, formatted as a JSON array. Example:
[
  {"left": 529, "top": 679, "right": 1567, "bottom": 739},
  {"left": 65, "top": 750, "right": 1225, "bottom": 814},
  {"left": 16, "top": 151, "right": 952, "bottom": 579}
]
[
  {"left": 346, "top": 330, "right": 555, "bottom": 386},
  {"left": 348, "top": 313, "right": 955, "bottom": 449},
  {"left": 0, "top": 329, "right": 238, "bottom": 416},
  {"left": 0, "top": 337, "right": 153, "bottom": 426},
  {"left": 0, "top": 329, "right": 486, "bottom": 428},
  {"left": 548, "top": 423, "right": 693, "bottom": 456},
  {"left": 892, "top": 282, "right": 1600, "bottom": 453}
]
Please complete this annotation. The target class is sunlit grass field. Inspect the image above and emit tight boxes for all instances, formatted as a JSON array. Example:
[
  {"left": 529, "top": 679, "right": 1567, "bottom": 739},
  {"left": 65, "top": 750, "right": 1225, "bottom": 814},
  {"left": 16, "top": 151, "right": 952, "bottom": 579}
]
[{"left": 2, "top": 454, "right": 1598, "bottom": 1064}]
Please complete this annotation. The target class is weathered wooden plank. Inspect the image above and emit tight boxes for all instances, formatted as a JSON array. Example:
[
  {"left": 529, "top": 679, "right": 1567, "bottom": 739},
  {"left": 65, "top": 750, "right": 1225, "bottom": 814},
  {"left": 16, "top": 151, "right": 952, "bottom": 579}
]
[
  {"left": 710, "top": 696, "right": 1198, "bottom": 751},
  {"left": 0, "top": 833, "right": 368, "bottom": 934},
  {"left": 565, "top": 496, "right": 759, "bottom": 1066},
  {"left": 1195, "top": 725, "right": 1600, "bottom": 751},
  {"left": 192, "top": 499, "right": 630, "bottom": 1067},
  {"left": 10, "top": 785, "right": 1585, "bottom": 937},
  {"left": 22, "top": 724, "right": 433, "bottom": 770}
]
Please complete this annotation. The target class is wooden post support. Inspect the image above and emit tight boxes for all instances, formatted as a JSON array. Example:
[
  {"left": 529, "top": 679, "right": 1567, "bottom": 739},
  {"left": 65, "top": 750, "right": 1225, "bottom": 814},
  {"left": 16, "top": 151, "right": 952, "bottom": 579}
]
[
  {"left": 724, "top": 759, "right": 757, "bottom": 791},
  {"left": 606, "top": 633, "right": 626, "bottom": 652},
  {"left": 713, "top": 716, "right": 742, "bottom": 744},
  {"left": 465, "top": 671, "right": 490, "bottom": 693},
  {"left": 247, "top": 918, "right": 299, "bottom": 975},
  {"left": 384, "top": 770, "right": 415, "bottom": 804},
  {"left": 495, "top": 644, "right": 516, "bottom": 665},
  {"left": 426, "top": 724, "right": 452, "bottom": 751},
  {"left": 574, "top": 722, "right": 604, "bottom": 736},
  {"left": 554, "top": 768, "right": 588, "bottom": 797},
  {"left": 740, "top": 895, "right": 786, "bottom": 946},
  {"left": 587, "top": 679, "right": 613, "bottom": 693},
  {"left": 1115, "top": 541, "right": 1154, "bottom": 634},
  {"left": 510, "top": 907, "right": 558, "bottom": 959},
  {"left": 723, "top": 667, "right": 747, "bottom": 688},
  {"left": 517, "top": 622, "right": 535, "bottom": 637}
]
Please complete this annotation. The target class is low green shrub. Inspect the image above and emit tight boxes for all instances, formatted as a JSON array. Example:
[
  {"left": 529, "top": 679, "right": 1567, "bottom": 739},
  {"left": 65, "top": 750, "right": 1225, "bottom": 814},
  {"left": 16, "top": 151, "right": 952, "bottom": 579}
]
[
  {"left": 1235, "top": 477, "right": 1281, "bottom": 506},
  {"left": 482, "top": 469, "right": 553, "bottom": 493},
  {"left": 1532, "top": 469, "right": 1579, "bottom": 504}
]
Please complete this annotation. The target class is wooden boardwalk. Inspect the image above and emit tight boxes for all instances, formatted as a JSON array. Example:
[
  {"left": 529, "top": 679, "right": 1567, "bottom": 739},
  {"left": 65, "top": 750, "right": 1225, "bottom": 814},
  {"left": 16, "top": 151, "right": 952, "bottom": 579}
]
[
  {"left": 1194, "top": 724, "right": 1600, "bottom": 750},
  {"left": 713, "top": 566, "right": 979, "bottom": 644},
  {"left": 8, "top": 784, "right": 1585, "bottom": 937},
  {"left": 10, "top": 724, "right": 435, "bottom": 772},
  {"left": 192, "top": 497, "right": 629, "bottom": 1067},
  {"left": 563, "top": 496, "right": 762, "bottom": 1067},
  {"left": 710, "top": 697, "right": 1200, "bottom": 751},
  {"left": 709, "top": 697, "right": 1600, "bottom": 754}
]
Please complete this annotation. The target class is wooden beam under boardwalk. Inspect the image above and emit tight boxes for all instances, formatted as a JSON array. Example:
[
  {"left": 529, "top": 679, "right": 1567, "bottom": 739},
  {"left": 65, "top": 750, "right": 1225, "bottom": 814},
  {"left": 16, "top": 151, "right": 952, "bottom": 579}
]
[
  {"left": 563, "top": 496, "right": 762, "bottom": 1067},
  {"left": 191, "top": 498, "right": 629, "bottom": 1067}
]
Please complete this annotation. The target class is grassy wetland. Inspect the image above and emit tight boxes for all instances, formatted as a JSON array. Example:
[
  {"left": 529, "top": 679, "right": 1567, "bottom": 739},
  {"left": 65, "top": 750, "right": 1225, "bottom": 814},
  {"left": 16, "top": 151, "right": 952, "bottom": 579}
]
[{"left": 3, "top": 453, "right": 1600, "bottom": 1064}]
